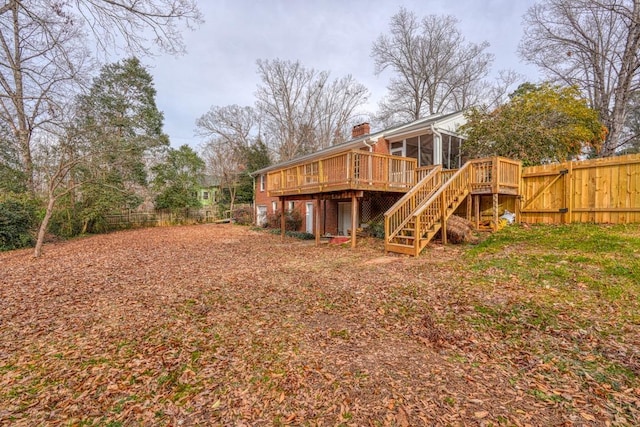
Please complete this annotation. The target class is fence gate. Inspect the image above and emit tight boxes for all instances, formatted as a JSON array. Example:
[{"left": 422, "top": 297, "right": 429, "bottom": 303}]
[{"left": 520, "top": 163, "right": 571, "bottom": 224}]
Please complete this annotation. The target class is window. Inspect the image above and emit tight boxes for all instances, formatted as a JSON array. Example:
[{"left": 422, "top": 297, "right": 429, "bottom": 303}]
[
  {"left": 390, "top": 132, "right": 463, "bottom": 168},
  {"left": 272, "top": 201, "right": 277, "bottom": 213},
  {"left": 441, "top": 134, "right": 463, "bottom": 169},
  {"left": 419, "top": 134, "right": 434, "bottom": 166},
  {"left": 202, "top": 191, "right": 209, "bottom": 200},
  {"left": 390, "top": 141, "right": 404, "bottom": 157},
  {"left": 288, "top": 201, "right": 294, "bottom": 212},
  {"left": 260, "top": 174, "right": 265, "bottom": 192}
]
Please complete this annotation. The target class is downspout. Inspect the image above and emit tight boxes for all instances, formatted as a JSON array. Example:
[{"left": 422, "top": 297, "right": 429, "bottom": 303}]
[
  {"left": 362, "top": 136, "right": 377, "bottom": 152},
  {"left": 252, "top": 175, "right": 256, "bottom": 225},
  {"left": 431, "top": 124, "right": 442, "bottom": 165},
  {"left": 362, "top": 136, "right": 381, "bottom": 183}
]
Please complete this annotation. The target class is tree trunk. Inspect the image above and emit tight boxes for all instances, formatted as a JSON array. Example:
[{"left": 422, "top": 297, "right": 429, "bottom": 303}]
[
  {"left": 10, "top": 3, "right": 35, "bottom": 193},
  {"left": 229, "top": 186, "right": 236, "bottom": 213},
  {"left": 34, "top": 195, "right": 56, "bottom": 258}
]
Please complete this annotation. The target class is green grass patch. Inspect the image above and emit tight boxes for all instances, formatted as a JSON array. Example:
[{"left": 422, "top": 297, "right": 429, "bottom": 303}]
[
  {"left": 459, "top": 223, "right": 640, "bottom": 392},
  {"left": 464, "top": 223, "right": 640, "bottom": 302}
]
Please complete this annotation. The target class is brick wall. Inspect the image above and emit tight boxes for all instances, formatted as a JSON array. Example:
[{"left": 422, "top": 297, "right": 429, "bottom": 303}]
[
  {"left": 373, "top": 137, "right": 389, "bottom": 154},
  {"left": 324, "top": 200, "right": 339, "bottom": 235},
  {"left": 254, "top": 135, "right": 391, "bottom": 234},
  {"left": 254, "top": 174, "right": 310, "bottom": 233}
]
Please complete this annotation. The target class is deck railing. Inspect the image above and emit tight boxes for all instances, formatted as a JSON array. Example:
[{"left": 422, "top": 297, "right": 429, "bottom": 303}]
[
  {"left": 415, "top": 162, "right": 472, "bottom": 241},
  {"left": 267, "top": 150, "right": 417, "bottom": 196},
  {"left": 415, "top": 158, "right": 520, "bottom": 233},
  {"left": 385, "top": 165, "right": 442, "bottom": 241},
  {"left": 469, "top": 157, "right": 521, "bottom": 195},
  {"left": 385, "top": 157, "right": 522, "bottom": 255}
]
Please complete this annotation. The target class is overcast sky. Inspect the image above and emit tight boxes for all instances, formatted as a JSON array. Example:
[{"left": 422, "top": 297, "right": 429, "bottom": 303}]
[{"left": 146, "top": 0, "right": 541, "bottom": 149}]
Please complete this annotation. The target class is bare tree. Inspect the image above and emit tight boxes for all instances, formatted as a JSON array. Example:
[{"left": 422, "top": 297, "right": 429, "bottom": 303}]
[
  {"left": 372, "top": 8, "right": 493, "bottom": 124},
  {"left": 255, "top": 58, "right": 369, "bottom": 161},
  {"left": 0, "top": 1, "right": 201, "bottom": 194},
  {"left": 196, "top": 105, "right": 257, "bottom": 212},
  {"left": 72, "top": 0, "right": 202, "bottom": 56},
  {"left": 520, "top": 0, "right": 640, "bottom": 156},
  {"left": 481, "top": 70, "right": 524, "bottom": 112},
  {"left": 195, "top": 105, "right": 257, "bottom": 157},
  {"left": 201, "top": 140, "right": 243, "bottom": 214},
  {"left": 0, "top": 2, "right": 89, "bottom": 193},
  {"left": 31, "top": 125, "right": 87, "bottom": 258}
]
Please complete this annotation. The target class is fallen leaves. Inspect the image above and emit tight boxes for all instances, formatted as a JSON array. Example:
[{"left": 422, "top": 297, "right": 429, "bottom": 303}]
[{"left": 0, "top": 223, "right": 638, "bottom": 425}]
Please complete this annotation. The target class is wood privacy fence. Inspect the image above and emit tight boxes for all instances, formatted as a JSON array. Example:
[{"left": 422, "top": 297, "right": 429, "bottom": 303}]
[
  {"left": 105, "top": 208, "right": 217, "bottom": 228},
  {"left": 519, "top": 154, "right": 640, "bottom": 224}
]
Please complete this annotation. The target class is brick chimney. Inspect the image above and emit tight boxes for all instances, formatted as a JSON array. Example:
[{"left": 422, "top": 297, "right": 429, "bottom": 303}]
[{"left": 351, "top": 122, "right": 370, "bottom": 138}]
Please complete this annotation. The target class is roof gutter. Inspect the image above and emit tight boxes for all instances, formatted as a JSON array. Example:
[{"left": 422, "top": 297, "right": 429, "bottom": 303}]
[{"left": 362, "top": 135, "right": 381, "bottom": 152}]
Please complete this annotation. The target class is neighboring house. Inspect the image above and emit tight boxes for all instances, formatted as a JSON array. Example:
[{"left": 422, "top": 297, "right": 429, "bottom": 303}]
[
  {"left": 196, "top": 176, "right": 219, "bottom": 208},
  {"left": 252, "top": 112, "right": 521, "bottom": 256},
  {"left": 195, "top": 175, "right": 220, "bottom": 221}
]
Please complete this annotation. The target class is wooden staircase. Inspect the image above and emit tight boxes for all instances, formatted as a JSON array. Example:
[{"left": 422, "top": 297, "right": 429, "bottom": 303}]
[{"left": 384, "top": 162, "right": 474, "bottom": 256}]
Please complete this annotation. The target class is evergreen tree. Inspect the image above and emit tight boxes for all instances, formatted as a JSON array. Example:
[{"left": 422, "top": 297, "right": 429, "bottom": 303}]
[
  {"left": 152, "top": 145, "right": 205, "bottom": 210},
  {"left": 35, "top": 57, "right": 168, "bottom": 255},
  {"left": 462, "top": 83, "right": 606, "bottom": 165}
]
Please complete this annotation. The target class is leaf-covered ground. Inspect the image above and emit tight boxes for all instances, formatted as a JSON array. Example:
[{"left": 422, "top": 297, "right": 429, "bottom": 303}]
[{"left": 1, "top": 223, "right": 638, "bottom": 426}]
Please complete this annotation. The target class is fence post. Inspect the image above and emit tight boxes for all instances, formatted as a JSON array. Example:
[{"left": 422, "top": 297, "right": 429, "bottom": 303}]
[
  {"left": 492, "top": 157, "right": 499, "bottom": 193},
  {"left": 566, "top": 160, "right": 573, "bottom": 224}
]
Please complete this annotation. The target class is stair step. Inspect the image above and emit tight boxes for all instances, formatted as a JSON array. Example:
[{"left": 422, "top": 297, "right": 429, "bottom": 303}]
[
  {"left": 393, "top": 235, "right": 415, "bottom": 241},
  {"left": 385, "top": 242, "right": 417, "bottom": 256}
]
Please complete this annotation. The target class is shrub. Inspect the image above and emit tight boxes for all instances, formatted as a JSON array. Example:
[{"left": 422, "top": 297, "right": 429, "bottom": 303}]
[
  {"left": 267, "top": 229, "right": 315, "bottom": 240},
  {"left": 232, "top": 206, "right": 253, "bottom": 225},
  {"left": 267, "top": 210, "right": 302, "bottom": 231},
  {"left": 0, "top": 197, "right": 37, "bottom": 251},
  {"left": 366, "top": 220, "right": 385, "bottom": 239}
]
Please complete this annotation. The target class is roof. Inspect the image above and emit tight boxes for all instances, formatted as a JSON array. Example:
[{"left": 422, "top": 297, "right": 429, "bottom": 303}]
[
  {"left": 251, "top": 111, "right": 466, "bottom": 176},
  {"left": 198, "top": 175, "right": 220, "bottom": 187}
]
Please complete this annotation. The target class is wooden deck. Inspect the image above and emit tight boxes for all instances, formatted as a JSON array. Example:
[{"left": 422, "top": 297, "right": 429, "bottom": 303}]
[
  {"left": 416, "top": 157, "right": 521, "bottom": 196},
  {"left": 265, "top": 150, "right": 523, "bottom": 256},
  {"left": 266, "top": 150, "right": 521, "bottom": 198},
  {"left": 266, "top": 150, "right": 417, "bottom": 196}
]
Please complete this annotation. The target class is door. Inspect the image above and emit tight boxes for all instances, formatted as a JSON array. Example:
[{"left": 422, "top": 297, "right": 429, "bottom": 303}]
[
  {"left": 256, "top": 206, "right": 267, "bottom": 227},
  {"left": 338, "top": 202, "right": 352, "bottom": 236},
  {"left": 389, "top": 141, "right": 408, "bottom": 186},
  {"left": 521, "top": 166, "right": 570, "bottom": 223},
  {"left": 305, "top": 202, "right": 314, "bottom": 234}
]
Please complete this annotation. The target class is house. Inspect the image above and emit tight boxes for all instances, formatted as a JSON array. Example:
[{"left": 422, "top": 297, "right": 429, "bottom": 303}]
[
  {"left": 196, "top": 175, "right": 219, "bottom": 208},
  {"left": 195, "top": 175, "right": 220, "bottom": 221},
  {"left": 252, "top": 112, "right": 521, "bottom": 256}
]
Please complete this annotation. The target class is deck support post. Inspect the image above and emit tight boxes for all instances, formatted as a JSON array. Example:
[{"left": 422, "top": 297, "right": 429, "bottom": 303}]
[
  {"left": 280, "top": 198, "right": 286, "bottom": 242},
  {"left": 440, "top": 193, "right": 447, "bottom": 245},
  {"left": 315, "top": 197, "right": 321, "bottom": 246},
  {"left": 351, "top": 194, "right": 358, "bottom": 249},
  {"left": 466, "top": 196, "right": 472, "bottom": 222},
  {"left": 492, "top": 193, "right": 499, "bottom": 231},
  {"left": 474, "top": 195, "right": 480, "bottom": 229}
]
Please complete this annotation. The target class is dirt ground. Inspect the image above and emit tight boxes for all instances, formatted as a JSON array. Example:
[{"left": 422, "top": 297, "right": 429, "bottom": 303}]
[{"left": 0, "top": 224, "right": 638, "bottom": 426}]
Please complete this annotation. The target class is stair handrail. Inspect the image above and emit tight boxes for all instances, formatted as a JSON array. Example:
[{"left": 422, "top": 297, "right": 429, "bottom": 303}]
[
  {"left": 384, "top": 164, "right": 442, "bottom": 216},
  {"left": 384, "top": 165, "right": 442, "bottom": 242},
  {"left": 412, "top": 161, "right": 473, "bottom": 241}
]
